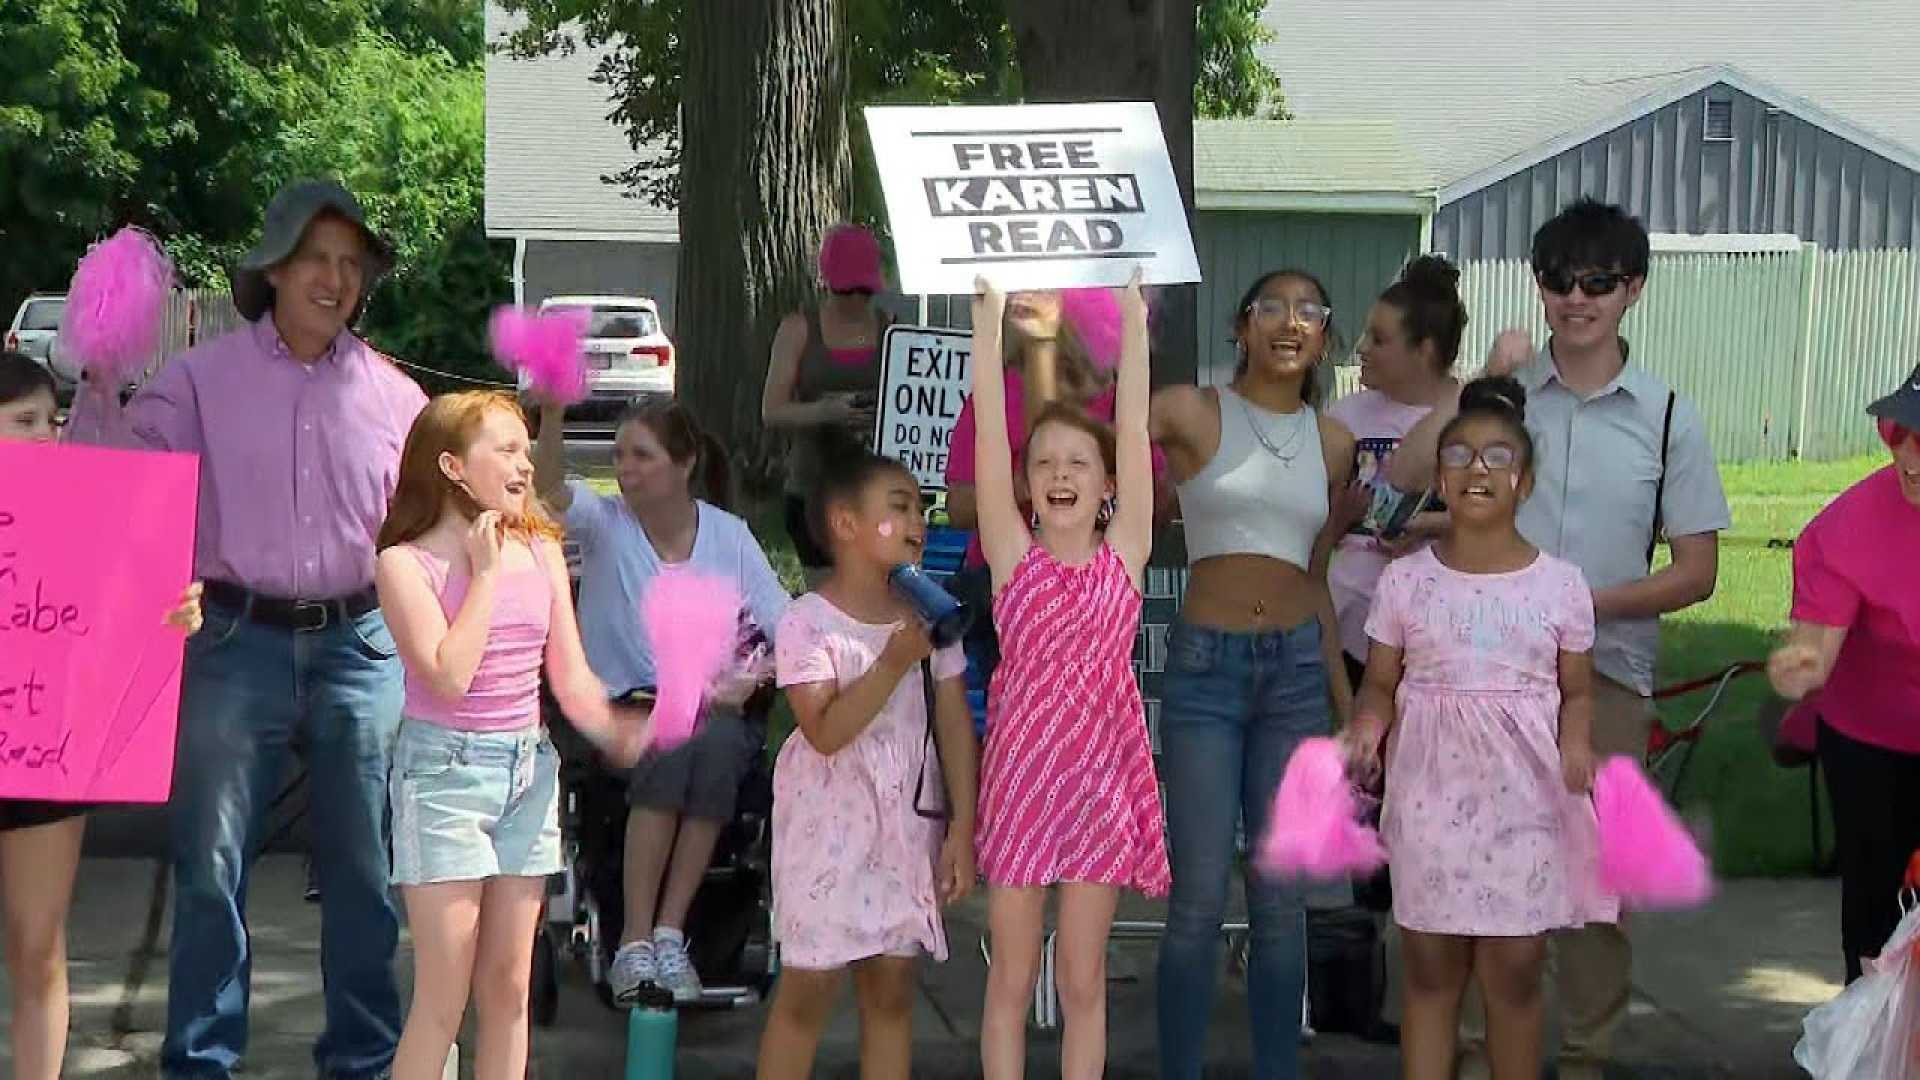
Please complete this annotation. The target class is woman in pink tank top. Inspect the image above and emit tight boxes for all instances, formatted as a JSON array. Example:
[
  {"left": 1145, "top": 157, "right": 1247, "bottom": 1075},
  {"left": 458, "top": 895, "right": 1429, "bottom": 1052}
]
[
  {"left": 763, "top": 223, "right": 892, "bottom": 572},
  {"left": 374, "top": 391, "right": 650, "bottom": 1080}
]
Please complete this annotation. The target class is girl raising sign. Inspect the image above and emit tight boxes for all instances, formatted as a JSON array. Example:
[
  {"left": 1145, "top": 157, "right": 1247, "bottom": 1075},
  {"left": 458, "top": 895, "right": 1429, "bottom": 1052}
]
[{"left": 969, "top": 272, "right": 1169, "bottom": 1080}]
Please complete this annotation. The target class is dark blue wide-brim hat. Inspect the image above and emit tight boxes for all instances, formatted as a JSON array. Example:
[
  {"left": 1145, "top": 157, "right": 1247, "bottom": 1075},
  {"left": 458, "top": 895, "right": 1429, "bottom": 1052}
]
[{"left": 230, "top": 179, "right": 394, "bottom": 323}]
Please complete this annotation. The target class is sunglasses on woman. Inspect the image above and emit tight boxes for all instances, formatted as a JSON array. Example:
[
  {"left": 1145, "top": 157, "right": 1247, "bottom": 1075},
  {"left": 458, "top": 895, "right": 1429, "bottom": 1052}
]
[
  {"left": 1535, "top": 268, "right": 1633, "bottom": 298},
  {"left": 1439, "top": 442, "right": 1519, "bottom": 472}
]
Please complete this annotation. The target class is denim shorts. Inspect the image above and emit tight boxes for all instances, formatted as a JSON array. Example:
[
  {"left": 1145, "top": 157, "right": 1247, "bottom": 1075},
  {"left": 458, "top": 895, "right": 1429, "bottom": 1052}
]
[{"left": 389, "top": 719, "right": 562, "bottom": 886}]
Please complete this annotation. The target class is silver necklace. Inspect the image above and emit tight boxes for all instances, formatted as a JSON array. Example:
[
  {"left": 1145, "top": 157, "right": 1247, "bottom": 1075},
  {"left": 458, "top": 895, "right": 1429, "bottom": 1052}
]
[{"left": 1237, "top": 391, "right": 1310, "bottom": 466}]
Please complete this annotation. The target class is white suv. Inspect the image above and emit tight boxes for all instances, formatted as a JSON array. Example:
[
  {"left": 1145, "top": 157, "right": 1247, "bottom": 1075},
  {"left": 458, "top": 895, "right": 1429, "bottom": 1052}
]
[
  {"left": 532, "top": 295, "right": 675, "bottom": 419},
  {"left": 7, "top": 294, "right": 79, "bottom": 395}
]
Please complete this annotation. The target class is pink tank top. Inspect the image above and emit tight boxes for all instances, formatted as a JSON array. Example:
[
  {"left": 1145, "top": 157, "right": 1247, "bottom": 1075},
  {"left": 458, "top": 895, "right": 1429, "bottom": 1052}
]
[{"left": 400, "top": 542, "right": 553, "bottom": 732}]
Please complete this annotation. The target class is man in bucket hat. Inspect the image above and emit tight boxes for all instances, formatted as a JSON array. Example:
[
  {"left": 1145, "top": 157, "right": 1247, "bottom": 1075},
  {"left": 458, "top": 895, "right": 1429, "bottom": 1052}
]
[{"left": 70, "top": 179, "right": 425, "bottom": 1079}]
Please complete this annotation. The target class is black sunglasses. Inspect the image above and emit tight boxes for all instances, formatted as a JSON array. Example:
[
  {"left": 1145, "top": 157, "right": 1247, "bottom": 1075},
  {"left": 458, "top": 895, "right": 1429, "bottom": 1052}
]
[{"left": 1535, "top": 268, "right": 1633, "bottom": 298}]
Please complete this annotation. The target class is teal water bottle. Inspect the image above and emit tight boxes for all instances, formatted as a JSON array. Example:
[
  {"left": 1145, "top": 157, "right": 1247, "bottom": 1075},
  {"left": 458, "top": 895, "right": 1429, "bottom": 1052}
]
[{"left": 625, "top": 985, "right": 677, "bottom": 1080}]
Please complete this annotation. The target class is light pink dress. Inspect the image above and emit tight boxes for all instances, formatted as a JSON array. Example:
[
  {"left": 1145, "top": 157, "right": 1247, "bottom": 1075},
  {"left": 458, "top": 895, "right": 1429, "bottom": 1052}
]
[
  {"left": 771, "top": 593, "right": 967, "bottom": 970},
  {"left": 1366, "top": 546, "right": 1618, "bottom": 936}
]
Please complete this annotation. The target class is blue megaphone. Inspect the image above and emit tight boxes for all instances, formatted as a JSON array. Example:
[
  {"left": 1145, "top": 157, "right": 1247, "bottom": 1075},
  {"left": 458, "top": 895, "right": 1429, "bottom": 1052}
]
[{"left": 888, "top": 563, "right": 973, "bottom": 648}]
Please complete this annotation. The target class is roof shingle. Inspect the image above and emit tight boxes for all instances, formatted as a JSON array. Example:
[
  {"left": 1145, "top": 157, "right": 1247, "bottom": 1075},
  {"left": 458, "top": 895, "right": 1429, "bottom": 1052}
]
[
  {"left": 484, "top": 4, "right": 678, "bottom": 242},
  {"left": 1257, "top": 0, "right": 1920, "bottom": 191}
]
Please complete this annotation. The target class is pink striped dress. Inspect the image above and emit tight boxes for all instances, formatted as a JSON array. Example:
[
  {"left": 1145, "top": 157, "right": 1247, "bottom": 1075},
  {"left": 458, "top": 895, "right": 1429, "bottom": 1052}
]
[{"left": 975, "top": 542, "right": 1171, "bottom": 896}]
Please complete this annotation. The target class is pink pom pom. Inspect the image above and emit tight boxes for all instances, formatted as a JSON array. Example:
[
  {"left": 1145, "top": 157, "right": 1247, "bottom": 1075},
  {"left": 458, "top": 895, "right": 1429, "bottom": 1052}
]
[
  {"left": 640, "top": 569, "right": 743, "bottom": 751},
  {"left": 1060, "top": 287, "right": 1123, "bottom": 372},
  {"left": 1256, "top": 737, "right": 1386, "bottom": 880},
  {"left": 489, "top": 306, "right": 588, "bottom": 404},
  {"left": 63, "top": 227, "right": 175, "bottom": 383},
  {"left": 1593, "top": 756, "right": 1713, "bottom": 910}
]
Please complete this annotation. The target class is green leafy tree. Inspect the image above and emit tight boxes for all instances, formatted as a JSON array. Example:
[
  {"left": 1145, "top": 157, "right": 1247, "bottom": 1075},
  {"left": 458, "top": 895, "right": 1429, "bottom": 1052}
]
[
  {"left": 273, "top": 31, "right": 507, "bottom": 388},
  {"left": 499, "top": 0, "right": 1277, "bottom": 213},
  {"left": 495, "top": 0, "right": 1283, "bottom": 463},
  {"left": 375, "top": 0, "right": 486, "bottom": 67},
  {"left": 0, "top": 1, "right": 492, "bottom": 385},
  {"left": 0, "top": 3, "right": 136, "bottom": 309},
  {"left": 1196, "top": 0, "right": 1286, "bottom": 118}
]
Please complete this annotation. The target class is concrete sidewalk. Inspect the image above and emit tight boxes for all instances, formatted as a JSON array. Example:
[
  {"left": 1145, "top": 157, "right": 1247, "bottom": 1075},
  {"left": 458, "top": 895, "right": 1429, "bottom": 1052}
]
[{"left": 11, "top": 855, "right": 1841, "bottom": 1077}]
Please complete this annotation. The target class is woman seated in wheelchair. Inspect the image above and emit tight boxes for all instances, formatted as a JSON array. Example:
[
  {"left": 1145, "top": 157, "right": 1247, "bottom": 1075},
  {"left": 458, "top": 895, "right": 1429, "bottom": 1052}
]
[
  {"left": 756, "top": 451, "right": 979, "bottom": 1080},
  {"left": 532, "top": 396, "right": 791, "bottom": 1005}
]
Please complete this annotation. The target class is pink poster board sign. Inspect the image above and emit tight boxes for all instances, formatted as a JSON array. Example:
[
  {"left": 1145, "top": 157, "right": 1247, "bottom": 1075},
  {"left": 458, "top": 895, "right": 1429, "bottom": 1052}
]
[{"left": 0, "top": 440, "right": 199, "bottom": 803}]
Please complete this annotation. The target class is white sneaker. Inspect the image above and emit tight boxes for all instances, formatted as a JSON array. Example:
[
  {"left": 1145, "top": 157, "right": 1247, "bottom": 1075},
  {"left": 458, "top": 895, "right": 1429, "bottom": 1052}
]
[
  {"left": 608, "top": 940, "right": 656, "bottom": 1003},
  {"left": 652, "top": 927, "right": 702, "bottom": 1004}
]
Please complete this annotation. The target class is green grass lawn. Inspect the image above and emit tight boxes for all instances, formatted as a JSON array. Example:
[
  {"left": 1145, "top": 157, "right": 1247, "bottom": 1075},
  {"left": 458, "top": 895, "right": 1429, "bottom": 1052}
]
[
  {"left": 586, "top": 455, "right": 1888, "bottom": 878},
  {"left": 1652, "top": 455, "right": 1883, "bottom": 876}
]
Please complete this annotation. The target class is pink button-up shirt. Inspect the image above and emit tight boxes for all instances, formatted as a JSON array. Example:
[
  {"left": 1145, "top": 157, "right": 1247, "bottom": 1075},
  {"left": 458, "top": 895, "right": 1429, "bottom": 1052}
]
[{"left": 67, "top": 317, "right": 427, "bottom": 598}]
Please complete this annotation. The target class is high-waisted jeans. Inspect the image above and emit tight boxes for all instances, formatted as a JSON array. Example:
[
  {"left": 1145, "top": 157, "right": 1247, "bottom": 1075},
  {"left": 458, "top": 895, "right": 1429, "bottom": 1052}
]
[{"left": 1156, "top": 617, "right": 1330, "bottom": 1080}]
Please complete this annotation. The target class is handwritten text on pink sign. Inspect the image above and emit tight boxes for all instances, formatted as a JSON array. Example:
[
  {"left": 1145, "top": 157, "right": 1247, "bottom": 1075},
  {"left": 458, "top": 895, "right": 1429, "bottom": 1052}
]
[{"left": 0, "top": 440, "right": 198, "bottom": 802}]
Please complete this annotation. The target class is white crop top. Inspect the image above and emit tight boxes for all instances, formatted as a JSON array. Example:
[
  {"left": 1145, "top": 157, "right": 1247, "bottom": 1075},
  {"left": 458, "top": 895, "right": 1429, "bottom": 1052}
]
[{"left": 1175, "top": 385, "right": 1329, "bottom": 570}]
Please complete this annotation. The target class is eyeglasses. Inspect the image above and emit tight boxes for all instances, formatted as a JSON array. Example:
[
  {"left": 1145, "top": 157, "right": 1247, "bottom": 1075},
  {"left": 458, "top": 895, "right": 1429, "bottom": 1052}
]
[
  {"left": 1881, "top": 418, "right": 1917, "bottom": 448},
  {"left": 1439, "top": 442, "right": 1520, "bottom": 472},
  {"left": 1535, "top": 268, "right": 1633, "bottom": 298},
  {"left": 1245, "top": 298, "right": 1332, "bottom": 328}
]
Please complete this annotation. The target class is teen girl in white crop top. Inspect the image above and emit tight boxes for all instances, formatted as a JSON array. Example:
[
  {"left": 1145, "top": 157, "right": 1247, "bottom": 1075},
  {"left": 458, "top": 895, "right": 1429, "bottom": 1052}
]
[{"left": 1144, "top": 268, "right": 1356, "bottom": 1080}]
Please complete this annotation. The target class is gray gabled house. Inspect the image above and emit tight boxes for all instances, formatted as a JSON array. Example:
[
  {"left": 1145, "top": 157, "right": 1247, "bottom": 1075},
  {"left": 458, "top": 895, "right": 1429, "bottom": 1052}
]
[
  {"left": 484, "top": 3, "right": 681, "bottom": 325},
  {"left": 1256, "top": 0, "right": 1920, "bottom": 259}
]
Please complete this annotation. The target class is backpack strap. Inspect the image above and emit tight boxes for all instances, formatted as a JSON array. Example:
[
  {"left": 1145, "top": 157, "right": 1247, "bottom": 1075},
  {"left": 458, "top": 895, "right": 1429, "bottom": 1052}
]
[{"left": 1647, "top": 390, "right": 1676, "bottom": 568}]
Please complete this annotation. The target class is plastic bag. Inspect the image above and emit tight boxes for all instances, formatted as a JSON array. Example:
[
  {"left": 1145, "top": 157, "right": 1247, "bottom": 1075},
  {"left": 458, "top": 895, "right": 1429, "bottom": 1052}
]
[{"left": 1795, "top": 901, "right": 1920, "bottom": 1078}]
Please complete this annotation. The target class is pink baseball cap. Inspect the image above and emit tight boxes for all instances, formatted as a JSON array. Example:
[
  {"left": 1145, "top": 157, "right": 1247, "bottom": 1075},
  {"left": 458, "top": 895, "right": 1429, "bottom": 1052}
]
[{"left": 819, "top": 224, "right": 885, "bottom": 294}]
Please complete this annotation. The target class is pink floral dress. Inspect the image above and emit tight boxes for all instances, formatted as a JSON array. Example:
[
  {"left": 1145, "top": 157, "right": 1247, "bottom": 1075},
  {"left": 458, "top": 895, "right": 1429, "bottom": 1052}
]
[
  {"left": 1366, "top": 546, "right": 1618, "bottom": 936},
  {"left": 771, "top": 593, "right": 967, "bottom": 970}
]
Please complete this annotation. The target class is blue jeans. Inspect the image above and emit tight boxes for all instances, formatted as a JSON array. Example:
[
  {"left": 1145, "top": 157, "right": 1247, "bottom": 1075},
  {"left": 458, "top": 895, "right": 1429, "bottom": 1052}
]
[
  {"left": 161, "top": 603, "right": 404, "bottom": 1079},
  {"left": 1156, "top": 617, "right": 1330, "bottom": 1080}
]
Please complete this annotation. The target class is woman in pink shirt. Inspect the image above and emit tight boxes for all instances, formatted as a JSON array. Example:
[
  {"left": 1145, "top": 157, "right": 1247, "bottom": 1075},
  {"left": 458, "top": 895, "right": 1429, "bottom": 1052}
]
[
  {"left": 374, "top": 391, "right": 650, "bottom": 1080},
  {"left": 1769, "top": 367, "right": 1920, "bottom": 983}
]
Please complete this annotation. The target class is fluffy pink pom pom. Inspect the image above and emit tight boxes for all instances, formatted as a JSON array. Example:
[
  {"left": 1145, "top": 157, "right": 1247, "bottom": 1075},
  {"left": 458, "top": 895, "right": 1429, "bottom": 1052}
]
[
  {"left": 1593, "top": 756, "right": 1712, "bottom": 910},
  {"left": 63, "top": 227, "right": 175, "bottom": 383},
  {"left": 489, "top": 306, "right": 588, "bottom": 404},
  {"left": 1256, "top": 737, "right": 1386, "bottom": 880},
  {"left": 1059, "top": 287, "right": 1123, "bottom": 372},
  {"left": 641, "top": 570, "right": 743, "bottom": 751}
]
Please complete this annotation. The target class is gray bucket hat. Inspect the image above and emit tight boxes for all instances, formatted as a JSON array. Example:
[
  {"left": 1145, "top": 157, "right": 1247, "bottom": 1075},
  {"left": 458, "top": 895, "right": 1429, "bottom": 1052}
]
[
  {"left": 1867, "top": 362, "right": 1920, "bottom": 433},
  {"left": 230, "top": 179, "right": 395, "bottom": 322}
]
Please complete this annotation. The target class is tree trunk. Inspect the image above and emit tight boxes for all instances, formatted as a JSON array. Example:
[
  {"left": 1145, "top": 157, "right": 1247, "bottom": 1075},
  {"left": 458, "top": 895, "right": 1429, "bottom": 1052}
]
[
  {"left": 676, "top": 0, "right": 849, "bottom": 483},
  {"left": 1008, "top": 0, "right": 1201, "bottom": 386}
]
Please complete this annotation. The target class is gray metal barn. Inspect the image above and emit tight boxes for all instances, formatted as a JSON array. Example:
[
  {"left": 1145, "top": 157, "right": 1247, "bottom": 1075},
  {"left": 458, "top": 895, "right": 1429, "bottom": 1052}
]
[
  {"left": 1434, "top": 67, "right": 1920, "bottom": 258},
  {"left": 1256, "top": 0, "right": 1920, "bottom": 261}
]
